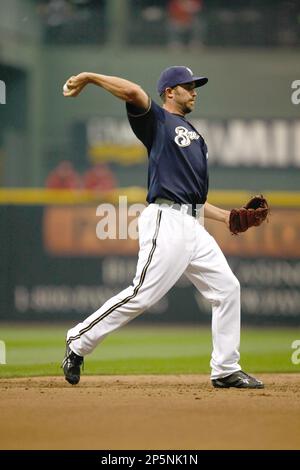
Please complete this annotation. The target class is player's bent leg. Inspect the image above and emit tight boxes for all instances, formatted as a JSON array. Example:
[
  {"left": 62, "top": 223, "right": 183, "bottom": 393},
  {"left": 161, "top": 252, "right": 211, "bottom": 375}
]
[{"left": 65, "top": 206, "right": 192, "bottom": 359}]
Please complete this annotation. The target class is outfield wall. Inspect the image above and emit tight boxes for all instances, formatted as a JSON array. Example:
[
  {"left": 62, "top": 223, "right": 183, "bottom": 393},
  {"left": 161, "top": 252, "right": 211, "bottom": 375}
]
[{"left": 0, "top": 189, "right": 299, "bottom": 325}]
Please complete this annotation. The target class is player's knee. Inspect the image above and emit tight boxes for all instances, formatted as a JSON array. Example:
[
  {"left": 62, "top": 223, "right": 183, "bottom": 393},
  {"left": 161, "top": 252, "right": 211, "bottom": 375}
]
[{"left": 134, "top": 296, "right": 150, "bottom": 312}]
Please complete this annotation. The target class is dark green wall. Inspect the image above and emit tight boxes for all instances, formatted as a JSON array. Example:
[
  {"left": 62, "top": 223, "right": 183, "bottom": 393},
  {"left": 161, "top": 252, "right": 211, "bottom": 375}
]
[
  {"left": 0, "top": 0, "right": 43, "bottom": 186},
  {"left": 44, "top": 46, "right": 300, "bottom": 126}
]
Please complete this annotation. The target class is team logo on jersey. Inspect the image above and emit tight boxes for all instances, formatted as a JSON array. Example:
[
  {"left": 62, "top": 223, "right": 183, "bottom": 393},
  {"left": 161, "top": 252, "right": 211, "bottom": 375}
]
[{"left": 174, "top": 126, "right": 200, "bottom": 147}]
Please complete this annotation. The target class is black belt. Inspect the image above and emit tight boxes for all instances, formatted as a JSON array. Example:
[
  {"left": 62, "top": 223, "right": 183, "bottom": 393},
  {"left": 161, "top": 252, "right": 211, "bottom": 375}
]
[{"left": 154, "top": 198, "right": 199, "bottom": 218}]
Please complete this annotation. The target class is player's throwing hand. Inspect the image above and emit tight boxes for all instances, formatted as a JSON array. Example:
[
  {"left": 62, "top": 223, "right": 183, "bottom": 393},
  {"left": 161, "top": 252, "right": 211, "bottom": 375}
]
[{"left": 63, "top": 73, "right": 89, "bottom": 97}]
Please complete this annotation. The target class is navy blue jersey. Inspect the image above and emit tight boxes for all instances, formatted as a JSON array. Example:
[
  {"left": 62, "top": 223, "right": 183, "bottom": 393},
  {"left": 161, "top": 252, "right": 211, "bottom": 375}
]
[{"left": 126, "top": 99, "right": 208, "bottom": 206}]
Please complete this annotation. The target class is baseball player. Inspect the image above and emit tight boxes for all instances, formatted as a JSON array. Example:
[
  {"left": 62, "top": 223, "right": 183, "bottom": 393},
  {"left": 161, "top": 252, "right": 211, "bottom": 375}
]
[{"left": 62, "top": 66, "right": 264, "bottom": 389}]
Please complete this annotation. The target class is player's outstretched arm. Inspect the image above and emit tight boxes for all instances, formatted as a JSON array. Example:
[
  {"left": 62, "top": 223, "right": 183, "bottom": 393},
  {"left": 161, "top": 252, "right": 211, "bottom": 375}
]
[
  {"left": 63, "top": 72, "right": 149, "bottom": 109},
  {"left": 204, "top": 202, "right": 230, "bottom": 228}
]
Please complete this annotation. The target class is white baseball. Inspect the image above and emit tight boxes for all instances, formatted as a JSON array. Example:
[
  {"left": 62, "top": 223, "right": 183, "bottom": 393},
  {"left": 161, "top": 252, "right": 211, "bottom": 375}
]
[{"left": 63, "top": 83, "right": 70, "bottom": 93}]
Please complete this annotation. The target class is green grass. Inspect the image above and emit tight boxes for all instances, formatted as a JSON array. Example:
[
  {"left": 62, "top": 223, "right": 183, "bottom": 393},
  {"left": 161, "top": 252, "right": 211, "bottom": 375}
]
[{"left": 0, "top": 324, "right": 299, "bottom": 378}]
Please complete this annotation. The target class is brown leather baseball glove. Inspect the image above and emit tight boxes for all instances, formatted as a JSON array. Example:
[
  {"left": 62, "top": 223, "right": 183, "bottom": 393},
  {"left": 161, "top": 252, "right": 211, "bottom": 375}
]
[{"left": 229, "top": 194, "right": 269, "bottom": 235}]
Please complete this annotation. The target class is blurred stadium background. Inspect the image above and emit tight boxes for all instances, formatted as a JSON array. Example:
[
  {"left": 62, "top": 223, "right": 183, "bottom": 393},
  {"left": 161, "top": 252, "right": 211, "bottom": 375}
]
[{"left": 0, "top": 0, "right": 300, "bottom": 375}]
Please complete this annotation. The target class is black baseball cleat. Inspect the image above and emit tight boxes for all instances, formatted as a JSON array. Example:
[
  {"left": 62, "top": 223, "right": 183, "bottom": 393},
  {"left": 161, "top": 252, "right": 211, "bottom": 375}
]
[
  {"left": 212, "top": 370, "right": 264, "bottom": 389},
  {"left": 62, "top": 344, "right": 84, "bottom": 385}
]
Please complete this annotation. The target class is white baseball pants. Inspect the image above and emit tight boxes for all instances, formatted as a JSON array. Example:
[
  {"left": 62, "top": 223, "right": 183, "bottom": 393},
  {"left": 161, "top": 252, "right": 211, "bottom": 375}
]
[{"left": 67, "top": 203, "right": 241, "bottom": 379}]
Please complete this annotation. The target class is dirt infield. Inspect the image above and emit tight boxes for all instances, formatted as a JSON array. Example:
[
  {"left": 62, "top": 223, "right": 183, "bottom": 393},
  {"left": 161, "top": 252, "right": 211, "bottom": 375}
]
[{"left": 0, "top": 374, "right": 299, "bottom": 450}]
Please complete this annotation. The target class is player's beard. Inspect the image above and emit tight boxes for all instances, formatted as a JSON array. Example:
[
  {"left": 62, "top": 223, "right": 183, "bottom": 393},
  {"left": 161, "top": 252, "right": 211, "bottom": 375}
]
[
  {"left": 182, "top": 100, "right": 195, "bottom": 114},
  {"left": 173, "top": 90, "right": 196, "bottom": 115}
]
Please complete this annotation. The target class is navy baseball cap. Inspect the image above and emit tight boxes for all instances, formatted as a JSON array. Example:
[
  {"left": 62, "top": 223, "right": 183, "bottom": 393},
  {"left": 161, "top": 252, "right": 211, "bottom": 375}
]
[{"left": 157, "top": 66, "right": 208, "bottom": 96}]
